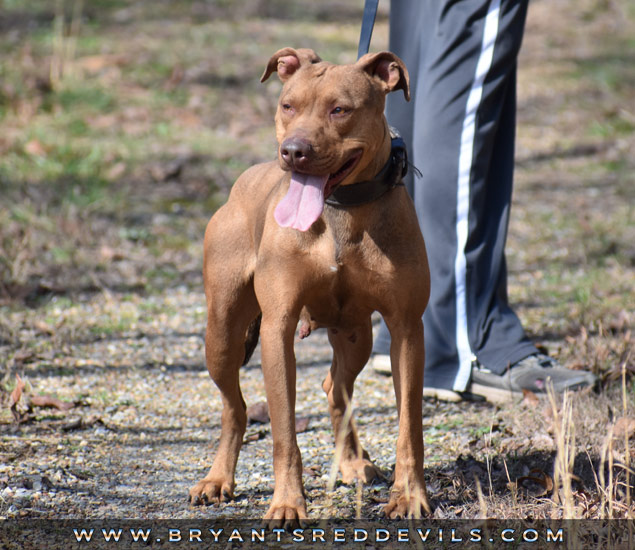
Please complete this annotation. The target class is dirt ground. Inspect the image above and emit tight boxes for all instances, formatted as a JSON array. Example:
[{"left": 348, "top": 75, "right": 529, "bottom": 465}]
[{"left": 1, "top": 0, "right": 634, "bottom": 522}]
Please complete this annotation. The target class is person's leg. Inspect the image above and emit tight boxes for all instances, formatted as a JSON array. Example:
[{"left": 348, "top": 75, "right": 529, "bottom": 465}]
[
  {"left": 377, "top": 0, "right": 534, "bottom": 391},
  {"left": 463, "top": 58, "right": 538, "bottom": 376},
  {"left": 415, "top": 0, "right": 536, "bottom": 392}
]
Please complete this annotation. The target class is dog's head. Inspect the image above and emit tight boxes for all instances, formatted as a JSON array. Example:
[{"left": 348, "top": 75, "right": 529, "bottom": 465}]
[{"left": 261, "top": 47, "right": 409, "bottom": 231}]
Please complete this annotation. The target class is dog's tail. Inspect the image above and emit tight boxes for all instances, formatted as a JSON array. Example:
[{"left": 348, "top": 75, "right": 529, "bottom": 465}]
[{"left": 242, "top": 313, "right": 261, "bottom": 366}]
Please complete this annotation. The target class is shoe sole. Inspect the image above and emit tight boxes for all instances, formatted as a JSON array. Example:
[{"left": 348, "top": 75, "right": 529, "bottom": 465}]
[
  {"left": 371, "top": 356, "right": 392, "bottom": 376},
  {"left": 471, "top": 383, "right": 523, "bottom": 404},
  {"left": 422, "top": 388, "right": 463, "bottom": 402},
  {"left": 373, "top": 365, "right": 392, "bottom": 376},
  {"left": 375, "top": 357, "right": 532, "bottom": 404},
  {"left": 373, "top": 359, "right": 465, "bottom": 402}
]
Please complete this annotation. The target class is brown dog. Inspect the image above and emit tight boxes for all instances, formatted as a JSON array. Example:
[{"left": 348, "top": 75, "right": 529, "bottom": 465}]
[{"left": 189, "top": 47, "right": 431, "bottom": 520}]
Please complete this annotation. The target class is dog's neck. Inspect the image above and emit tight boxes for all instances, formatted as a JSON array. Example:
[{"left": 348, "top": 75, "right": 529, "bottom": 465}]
[{"left": 325, "top": 127, "right": 407, "bottom": 208}]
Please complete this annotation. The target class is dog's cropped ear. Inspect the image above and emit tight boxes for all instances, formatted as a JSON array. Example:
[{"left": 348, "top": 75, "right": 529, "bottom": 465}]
[
  {"left": 261, "top": 47, "right": 322, "bottom": 83},
  {"left": 357, "top": 51, "right": 410, "bottom": 101}
]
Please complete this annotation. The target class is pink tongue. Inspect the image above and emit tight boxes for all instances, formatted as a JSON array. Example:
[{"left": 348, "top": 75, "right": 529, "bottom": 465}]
[{"left": 274, "top": 172, "right": 329, "bottom": 231}]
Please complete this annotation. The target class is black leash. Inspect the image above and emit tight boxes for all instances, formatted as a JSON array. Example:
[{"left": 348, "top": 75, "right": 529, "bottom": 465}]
[{"left": 357, "top": 0, "right": 379, "bottom": 59}]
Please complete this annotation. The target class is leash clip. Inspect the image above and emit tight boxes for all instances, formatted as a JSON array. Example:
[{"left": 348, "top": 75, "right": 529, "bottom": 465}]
[{"left": 389, "top": 127, "right": 408, "bottom": 181}]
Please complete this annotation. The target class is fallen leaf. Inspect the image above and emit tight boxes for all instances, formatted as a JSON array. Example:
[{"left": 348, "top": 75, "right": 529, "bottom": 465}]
[
  {"left": 164, "top": 64, "right": 184, "bottom": 90},
  {"left": 295, "top": 416, "right": 310, "bottom": 433},
  {"left": 99, "top": 245, "right": 126, "bottom": 261},
  {"left": 368, "top": 494, "right": 388, "bottom": 504},
  {"left": 10, "top": 374, "right": 29, "bottom": 423},
  {"left": 62, "top": 415, "right": 104, "bottom": 432},
  {"left": 167, "top": 107, "right": 202, "bottom": 128},
  {"left": 30, "top": 395, "right": 75, "bottom": 412},
  {"left": 542, "top": 404, "right": 554, "bottom": 421},
  {"left": 149, "top": 159, "right": 184, "bottom": 182},
  {"left": 246, "top": 401, "right": 269, "bottom": 424},
  {"left": 106, "top": 162, "right": 126, "bottom": 181},
  {"left": 613, "top": 417, "right": 635, "bottom": 439},
  {"left": 243, "top": 430, "right": 266, "bottom": 443},
  {"left": 10, "top": 375, "right": 75, "bottom": 421},
  {"left": 522, "top": 389, "right": 539, "bottom": 407},
  {"left": 86, "top": 113, "right": 118, "bottom": 129},
  {"left": 12, "top": 349, "right": 36, "bottom": 365},
  {"left": 303, "top": 465, "right": 321, "bottom": 477},
  {"left": 34, "top": 320, "right": 54, "bottom": 335},
  {"left": 518, "top": 468, "right": 554, "bottom": 497},
  {"left": 75, "top": 54, "right": 128, "bottom": 73},
  {"left": 24, "top": 139, "right": 47, "bottom": 157},
  {"left": 10, "top": 374, "right": 26, "bottom": 407}
]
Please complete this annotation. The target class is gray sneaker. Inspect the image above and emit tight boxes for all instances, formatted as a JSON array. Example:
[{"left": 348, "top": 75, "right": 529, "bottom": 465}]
[
  {"left": 471, "top": 353, "right": 598, "bottom": 403},
  {"left": 371, "top": 353, "right": 485, "bottom": 402}
]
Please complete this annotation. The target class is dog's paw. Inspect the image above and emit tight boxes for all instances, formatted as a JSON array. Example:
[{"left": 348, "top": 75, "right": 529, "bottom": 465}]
[
  {"left": 340, "top": 456, "right": 384, "bottom": 485},
  {"left": 383, "top": 487, "right": 432, "bottom": 519},
  {"left": 188, "top": 478, "right": 233, "bottom": 506},
  {"left": 263, "top": 496, "right": 308, "bottom": 528}
]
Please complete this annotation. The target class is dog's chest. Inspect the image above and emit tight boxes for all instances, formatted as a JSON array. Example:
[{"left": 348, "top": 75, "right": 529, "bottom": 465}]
[{"left": 301, "top": 234, "right": 393, "bottom": 328}]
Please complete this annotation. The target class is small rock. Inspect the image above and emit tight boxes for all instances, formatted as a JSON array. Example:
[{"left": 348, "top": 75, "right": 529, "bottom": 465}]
[
  {"left": 14, "top": 488, "right": 32, "bottom": 500},
  {"left": 247, "top": 401, "right": 270, "bottom": 424}
]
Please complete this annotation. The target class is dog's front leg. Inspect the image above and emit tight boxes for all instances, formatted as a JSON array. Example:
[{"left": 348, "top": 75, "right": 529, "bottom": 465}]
[
  {"left": 259, "top": 312, "right": 307, "bottom": 523},
  {"left": 383, "top": 315, "right": 432, "bottom": 519}
]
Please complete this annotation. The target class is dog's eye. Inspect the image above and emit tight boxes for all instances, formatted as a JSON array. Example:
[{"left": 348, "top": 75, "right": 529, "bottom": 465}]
[
  {"left": 282, "top": 103, "right": 293, "bottom": 111},
  {"left": 331, "top": 106, "right": 349, "bottom": 117}
]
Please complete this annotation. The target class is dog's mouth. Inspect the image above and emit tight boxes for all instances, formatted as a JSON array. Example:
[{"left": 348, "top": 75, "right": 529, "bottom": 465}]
[
  {"left": 324, "top": 151, "right": 362, "bottom": 197},
  {"left": 274, "top": 151, "right": 363, "bottom": 232}
]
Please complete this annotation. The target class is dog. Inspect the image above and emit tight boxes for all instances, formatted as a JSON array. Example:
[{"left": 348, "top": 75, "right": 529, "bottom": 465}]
[{"left": 189, "top": 47, "right": 431, "bottom": 520}]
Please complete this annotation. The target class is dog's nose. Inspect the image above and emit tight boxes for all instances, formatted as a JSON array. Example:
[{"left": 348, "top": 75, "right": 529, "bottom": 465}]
[{"left": 280, "top": 138, "right": 312, "bottom": 169}]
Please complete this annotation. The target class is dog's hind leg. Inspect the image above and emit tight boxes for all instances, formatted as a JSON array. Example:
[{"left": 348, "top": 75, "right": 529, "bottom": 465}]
[{"left": 322, "top": 317, "right": 382, "bottom": 484}]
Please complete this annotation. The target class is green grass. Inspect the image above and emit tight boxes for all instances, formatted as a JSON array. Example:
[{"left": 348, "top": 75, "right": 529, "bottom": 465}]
[{"left": 55, "top": 85, "right": 115, "bottom": 112}]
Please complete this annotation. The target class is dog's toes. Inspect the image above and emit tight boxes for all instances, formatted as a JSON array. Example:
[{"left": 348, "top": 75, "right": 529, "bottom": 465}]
[
  {"left": 384, "top": 499, "right": 409, "bottom": 520},
  {"left": 263, "top": 497, "right": 308, "bottom": 529},
  {"left": 189, "top": 478, "right": 234, "bottom": 507},
  {"left": 340, "top": 456, "right": 383, "bottom": 485},
  {"left": 189, "top": 492, "right": 205, "bottom": 507},
  {"left": 384, "top": 488, "right": 432, "bottom": 519}
]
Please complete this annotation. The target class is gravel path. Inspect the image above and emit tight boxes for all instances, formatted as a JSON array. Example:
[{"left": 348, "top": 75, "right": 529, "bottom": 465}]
[
  {"left": 0, "top": 289, "right": 628, "bottom": 522},
  {"left": 2, "top": 286, "right": 524, "bottom": 520}
]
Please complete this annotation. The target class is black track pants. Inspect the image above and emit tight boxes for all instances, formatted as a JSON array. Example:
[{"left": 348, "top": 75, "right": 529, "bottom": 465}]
[{"left": 373, "top": 0, "right": 537, "bottom": 391}]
